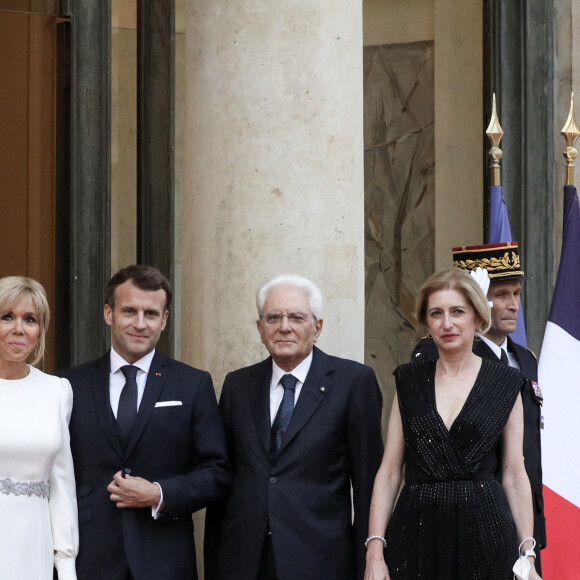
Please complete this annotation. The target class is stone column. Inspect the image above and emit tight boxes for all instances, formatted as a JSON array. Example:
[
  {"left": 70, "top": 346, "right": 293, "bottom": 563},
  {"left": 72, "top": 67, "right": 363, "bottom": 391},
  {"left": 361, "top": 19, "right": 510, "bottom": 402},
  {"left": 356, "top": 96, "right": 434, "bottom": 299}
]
[
  {"left": 434, "top": 0, "right": 484, "bottom": 269},
  {"left": 182, "top": 0, "right": 366, "bottom": 382}
]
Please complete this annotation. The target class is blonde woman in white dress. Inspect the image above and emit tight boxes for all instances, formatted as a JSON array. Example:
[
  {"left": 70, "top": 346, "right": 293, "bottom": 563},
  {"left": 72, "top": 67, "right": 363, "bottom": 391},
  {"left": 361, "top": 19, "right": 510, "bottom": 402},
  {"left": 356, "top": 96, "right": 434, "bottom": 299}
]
[{"left": 0, "top": 276, "right": 78, "bottom": 579}]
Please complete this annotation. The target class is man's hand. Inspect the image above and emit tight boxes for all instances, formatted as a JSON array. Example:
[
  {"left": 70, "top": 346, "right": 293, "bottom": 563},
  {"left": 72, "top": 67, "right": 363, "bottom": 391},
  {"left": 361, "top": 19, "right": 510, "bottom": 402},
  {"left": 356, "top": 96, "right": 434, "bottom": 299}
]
[{"left": 107, "top": 471, "right": 161, "bottom": 509}]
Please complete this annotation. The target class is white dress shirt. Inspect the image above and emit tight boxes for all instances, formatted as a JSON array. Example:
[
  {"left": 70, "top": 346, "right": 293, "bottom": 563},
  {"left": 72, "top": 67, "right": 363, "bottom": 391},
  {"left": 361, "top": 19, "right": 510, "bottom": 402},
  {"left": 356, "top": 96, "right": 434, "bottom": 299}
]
[
  {"left": 479, "top": 335, "right": 520, "bottom": 369},
  {"left": 269, "top": 351, "right": 313, "bottom": 425},
  {"left": 109, "top": 346, "right": 163, "bottom": 517},
  {"left": 109, "top": 347, "right": 155, "bottom": 417}
]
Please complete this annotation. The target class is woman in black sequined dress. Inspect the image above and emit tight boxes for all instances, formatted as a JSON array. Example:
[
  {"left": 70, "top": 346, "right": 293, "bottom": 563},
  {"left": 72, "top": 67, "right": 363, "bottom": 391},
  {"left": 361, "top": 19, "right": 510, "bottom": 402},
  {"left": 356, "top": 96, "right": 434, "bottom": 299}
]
[{"left": 364, "top": 269, "right": 540, "bottom": 580}]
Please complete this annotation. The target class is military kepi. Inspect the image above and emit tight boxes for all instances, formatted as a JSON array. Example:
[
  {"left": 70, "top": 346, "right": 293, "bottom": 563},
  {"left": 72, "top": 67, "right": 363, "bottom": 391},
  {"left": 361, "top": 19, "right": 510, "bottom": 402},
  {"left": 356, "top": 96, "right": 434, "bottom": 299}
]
[{"left": 452, "top": 241, "right": 529, "bottom": 280}]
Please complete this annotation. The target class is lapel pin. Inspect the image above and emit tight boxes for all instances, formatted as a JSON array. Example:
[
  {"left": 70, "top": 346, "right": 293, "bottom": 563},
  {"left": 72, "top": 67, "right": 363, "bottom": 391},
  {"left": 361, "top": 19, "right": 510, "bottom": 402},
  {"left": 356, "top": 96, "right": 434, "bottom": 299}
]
[
  {"left": 320, "top": 386, "right": 326, "bottom": 392},
  {"left": 155, "top": 372, "right": 162, "bottom": 377}
]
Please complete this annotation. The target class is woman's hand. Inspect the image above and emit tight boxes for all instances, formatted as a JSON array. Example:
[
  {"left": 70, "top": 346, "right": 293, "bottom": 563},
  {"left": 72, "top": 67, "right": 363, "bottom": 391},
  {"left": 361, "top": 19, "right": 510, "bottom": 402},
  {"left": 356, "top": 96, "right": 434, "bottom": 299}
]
[
  {"left": 364, "top": 544, "right": 390, "bottom": 580},
  {"left": 528, "top": 563, "right": 542, "bottom": 580},
  {"left": 364, "top": 559, "right": 390, "bottom": 580}
]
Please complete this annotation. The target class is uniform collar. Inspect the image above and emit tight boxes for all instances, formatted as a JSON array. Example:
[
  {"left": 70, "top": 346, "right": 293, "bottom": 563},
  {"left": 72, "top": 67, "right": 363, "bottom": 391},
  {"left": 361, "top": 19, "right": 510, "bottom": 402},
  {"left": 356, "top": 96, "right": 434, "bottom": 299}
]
[{"left": 480, "top": 334, "right": 508, "bottom": 360}]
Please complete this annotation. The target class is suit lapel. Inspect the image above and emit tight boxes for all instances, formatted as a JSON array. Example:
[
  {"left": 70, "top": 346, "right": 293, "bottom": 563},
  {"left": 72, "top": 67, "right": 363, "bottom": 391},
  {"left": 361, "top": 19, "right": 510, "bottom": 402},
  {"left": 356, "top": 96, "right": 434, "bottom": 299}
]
[
  {"left": 507, "top": 337, "right": 528, "bottom": 374},
  {"left": 91, "top": 353, "right": 125, "bottom": 458},
  {"left": 277, "top": 347, "right": 334, "bottom": 455},
  {"left": 247, "top": 359, "right": 273, "bottom": 455},
  {"left": 125, "top": 352, "right": 169, "bottom": 456}
]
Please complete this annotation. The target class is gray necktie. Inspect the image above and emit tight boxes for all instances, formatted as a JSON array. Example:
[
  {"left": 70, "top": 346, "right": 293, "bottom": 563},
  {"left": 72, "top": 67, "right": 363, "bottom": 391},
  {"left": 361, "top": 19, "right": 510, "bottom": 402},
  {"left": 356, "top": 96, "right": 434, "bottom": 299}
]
[{"left": 271, "top": 374, "right": 298, "bottom": 454}]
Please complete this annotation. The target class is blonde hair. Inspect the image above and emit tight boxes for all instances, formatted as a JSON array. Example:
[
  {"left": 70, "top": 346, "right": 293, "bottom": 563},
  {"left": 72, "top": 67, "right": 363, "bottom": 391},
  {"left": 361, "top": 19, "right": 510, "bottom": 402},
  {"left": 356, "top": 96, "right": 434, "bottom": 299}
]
[
  {"left": 0, "top": 276, "right": 50, "bottom": 365},
  {"left": 415, "top": 268, "right": 491, "bottom": 334}
]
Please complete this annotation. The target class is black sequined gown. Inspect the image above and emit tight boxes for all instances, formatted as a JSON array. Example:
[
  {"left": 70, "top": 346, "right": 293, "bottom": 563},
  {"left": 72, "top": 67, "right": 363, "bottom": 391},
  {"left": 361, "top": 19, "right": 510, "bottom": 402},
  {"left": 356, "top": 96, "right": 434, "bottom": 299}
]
[{"left": 385, "top": 358, "right": 526, "bottom": 579}]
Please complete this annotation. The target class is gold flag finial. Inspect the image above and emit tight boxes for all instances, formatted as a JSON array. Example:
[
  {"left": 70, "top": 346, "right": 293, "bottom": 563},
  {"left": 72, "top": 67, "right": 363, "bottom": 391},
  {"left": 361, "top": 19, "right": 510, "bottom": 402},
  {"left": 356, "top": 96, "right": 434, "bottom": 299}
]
[
  {"left": 486, "top": 93, "right": 504, "bottom": 186},
  {"left": 562, "top": 93, "right": 580, "bottom": 186}
]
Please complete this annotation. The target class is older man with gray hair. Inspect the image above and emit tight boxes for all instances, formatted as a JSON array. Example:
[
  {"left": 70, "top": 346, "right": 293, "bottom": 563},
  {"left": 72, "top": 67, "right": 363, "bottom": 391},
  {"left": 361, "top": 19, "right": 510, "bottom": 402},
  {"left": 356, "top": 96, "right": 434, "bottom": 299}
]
[{"left": 204, "top": 274, "right": 384, "bottom": 580}]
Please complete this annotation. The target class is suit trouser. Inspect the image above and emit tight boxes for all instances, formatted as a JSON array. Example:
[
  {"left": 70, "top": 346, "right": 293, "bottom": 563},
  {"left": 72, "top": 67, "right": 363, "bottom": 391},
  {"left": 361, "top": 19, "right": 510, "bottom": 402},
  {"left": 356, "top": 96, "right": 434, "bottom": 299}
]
[{"left": 257, "top": 533, "right": 277, "bottom": 580}]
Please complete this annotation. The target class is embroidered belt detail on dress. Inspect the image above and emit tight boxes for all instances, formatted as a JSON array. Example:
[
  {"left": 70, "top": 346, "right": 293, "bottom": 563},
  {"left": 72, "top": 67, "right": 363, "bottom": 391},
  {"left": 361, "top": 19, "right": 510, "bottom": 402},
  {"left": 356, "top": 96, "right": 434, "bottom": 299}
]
[{"left": 0, "top": 478, "right": 50, "bottom": 499}]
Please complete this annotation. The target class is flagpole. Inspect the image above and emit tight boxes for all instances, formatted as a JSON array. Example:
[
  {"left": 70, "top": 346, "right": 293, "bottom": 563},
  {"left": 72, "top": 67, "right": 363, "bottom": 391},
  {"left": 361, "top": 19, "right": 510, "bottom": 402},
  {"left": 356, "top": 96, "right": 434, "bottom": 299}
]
[
  {"left": 562, "top": 92, "right": 579, "bottom": 186},
  {"left": 486, "top": 93, "right": 504, "bottom": 187},
  {"left": 485, "top": 93, "right": 528, "bottom": 345},
  {"left": 538, "top": 94, "right": 580, "bottom": 578}
]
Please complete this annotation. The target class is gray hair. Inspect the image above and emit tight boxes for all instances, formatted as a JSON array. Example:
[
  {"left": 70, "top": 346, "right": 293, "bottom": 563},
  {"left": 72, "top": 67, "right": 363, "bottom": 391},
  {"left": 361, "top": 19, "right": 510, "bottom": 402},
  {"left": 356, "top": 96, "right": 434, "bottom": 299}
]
[{"left": 256, "top": 274, "right": 323, "bottom": 319}]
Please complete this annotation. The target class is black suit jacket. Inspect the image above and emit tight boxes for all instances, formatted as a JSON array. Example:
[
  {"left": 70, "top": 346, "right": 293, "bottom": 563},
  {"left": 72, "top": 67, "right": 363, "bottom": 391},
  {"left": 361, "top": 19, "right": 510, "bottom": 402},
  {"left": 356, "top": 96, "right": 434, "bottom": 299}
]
[
  {"left": 204, "top": 346, "right": 384, "bottom": 580},
  {"left": 411, "top": 337, "right": 546, "bottom": 549},
  {"left": 60, "top": 352, "right": 230, "bottom": 580}
]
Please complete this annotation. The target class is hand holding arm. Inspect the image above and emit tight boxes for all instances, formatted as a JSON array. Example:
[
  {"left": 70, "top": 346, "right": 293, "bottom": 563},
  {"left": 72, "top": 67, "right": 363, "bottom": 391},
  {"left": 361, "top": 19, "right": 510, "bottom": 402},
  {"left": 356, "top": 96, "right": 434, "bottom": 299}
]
[{"left": 107, "top": 471, "right": 161, "bottom": 509}]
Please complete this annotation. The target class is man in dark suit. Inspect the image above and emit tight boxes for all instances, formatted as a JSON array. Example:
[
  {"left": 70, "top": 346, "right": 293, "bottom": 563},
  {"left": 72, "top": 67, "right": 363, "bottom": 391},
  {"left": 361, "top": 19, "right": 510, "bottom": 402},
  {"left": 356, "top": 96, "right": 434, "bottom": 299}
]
[
  {"left": 60, "top": 265, "right": 230, "bottom": 579},
  {"left": 412, "top": 243, "right": 546, "bottom": 573},
  {"left": 204, "top": 274, "right": 384, "bottom": 580}
]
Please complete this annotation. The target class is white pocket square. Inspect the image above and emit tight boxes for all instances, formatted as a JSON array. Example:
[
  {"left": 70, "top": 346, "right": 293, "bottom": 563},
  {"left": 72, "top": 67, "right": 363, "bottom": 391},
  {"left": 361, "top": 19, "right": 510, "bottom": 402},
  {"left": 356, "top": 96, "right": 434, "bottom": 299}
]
[{"left": 155, "top": 401, "right": 183, "bottom": 408}]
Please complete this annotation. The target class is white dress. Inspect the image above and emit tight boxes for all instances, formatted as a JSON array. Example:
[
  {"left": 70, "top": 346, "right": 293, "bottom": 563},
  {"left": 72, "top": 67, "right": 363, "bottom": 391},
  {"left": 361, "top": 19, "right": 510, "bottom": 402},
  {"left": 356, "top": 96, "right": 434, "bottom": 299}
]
[{"left": 0, "top": 366, "right": 78, "bottom": 579}]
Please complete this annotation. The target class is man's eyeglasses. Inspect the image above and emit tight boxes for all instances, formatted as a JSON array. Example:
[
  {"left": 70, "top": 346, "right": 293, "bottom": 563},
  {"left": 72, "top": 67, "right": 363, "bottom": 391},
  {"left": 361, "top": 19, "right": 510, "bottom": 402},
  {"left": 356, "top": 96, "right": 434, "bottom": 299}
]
[{"left": 260, "top": 312, "right": 316, "bottom": 326}]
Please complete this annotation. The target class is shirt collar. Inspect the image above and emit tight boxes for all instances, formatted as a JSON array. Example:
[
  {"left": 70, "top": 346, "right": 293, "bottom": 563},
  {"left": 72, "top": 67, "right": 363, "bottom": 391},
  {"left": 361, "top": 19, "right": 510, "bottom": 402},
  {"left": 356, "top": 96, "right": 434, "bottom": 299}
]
[
  {"left": 480, "top": 334, "right": 508, "bottom": 359},
  {"left": 110, "top": 346, "right": 156, "bottom": 375},
  {"left": 271, "top": 350, "right": 313, "bottom": 390}
]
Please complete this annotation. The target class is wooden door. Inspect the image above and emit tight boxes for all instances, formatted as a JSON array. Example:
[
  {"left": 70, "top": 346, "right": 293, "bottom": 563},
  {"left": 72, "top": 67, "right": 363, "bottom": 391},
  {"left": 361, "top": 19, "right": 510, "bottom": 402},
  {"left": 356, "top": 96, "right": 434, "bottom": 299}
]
[{"left": 0, "top": 7, "right": 59, "bottom": 372}]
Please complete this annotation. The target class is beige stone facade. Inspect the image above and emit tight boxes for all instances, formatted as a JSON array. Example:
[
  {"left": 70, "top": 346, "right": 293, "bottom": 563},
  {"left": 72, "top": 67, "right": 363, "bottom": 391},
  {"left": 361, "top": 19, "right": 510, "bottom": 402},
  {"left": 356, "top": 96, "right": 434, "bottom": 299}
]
[{"left": 106, "top": 2, "right": 574, "bottom": 574}]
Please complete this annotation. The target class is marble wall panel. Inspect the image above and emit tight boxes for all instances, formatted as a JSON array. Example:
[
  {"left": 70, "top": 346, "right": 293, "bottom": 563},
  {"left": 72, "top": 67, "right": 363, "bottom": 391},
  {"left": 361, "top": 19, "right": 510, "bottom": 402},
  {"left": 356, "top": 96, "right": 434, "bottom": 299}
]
[{"left": 364, "top": 41, "right": 435, "bottom": 423}]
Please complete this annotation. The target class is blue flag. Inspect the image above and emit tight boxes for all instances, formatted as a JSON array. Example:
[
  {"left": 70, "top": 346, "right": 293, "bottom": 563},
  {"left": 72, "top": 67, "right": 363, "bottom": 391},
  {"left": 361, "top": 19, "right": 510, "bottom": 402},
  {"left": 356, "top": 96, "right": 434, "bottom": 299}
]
[
  {"left": 548, "top": 185, "right": 580, "bottom": 335},
  {"left": 488, "top": 185, "right": 527, "bottom": 347}
]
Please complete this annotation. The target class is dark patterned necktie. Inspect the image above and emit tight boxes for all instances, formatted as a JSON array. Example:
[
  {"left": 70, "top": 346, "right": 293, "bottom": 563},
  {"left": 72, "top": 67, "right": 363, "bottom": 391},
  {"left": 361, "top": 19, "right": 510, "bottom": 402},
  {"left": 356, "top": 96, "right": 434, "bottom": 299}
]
[
  {"left": 500, "top": 349, "right": 509, "bottom": 366},
  {"left": 271, "top": 374, "right": 298, "bottom": 454},
  {"left": 117, "top": 365, "right": 138, "bottom": 445}
]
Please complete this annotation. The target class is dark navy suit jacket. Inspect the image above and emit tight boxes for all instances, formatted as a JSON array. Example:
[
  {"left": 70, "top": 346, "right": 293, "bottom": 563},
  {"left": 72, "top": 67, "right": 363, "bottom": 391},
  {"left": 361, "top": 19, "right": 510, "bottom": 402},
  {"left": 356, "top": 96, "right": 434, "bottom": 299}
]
[
  {"left": 204, "top": 346, "right": 384, "bottom": 580},
  {"left": 60, "top": 351, "right": 230, "bottom": 580}
]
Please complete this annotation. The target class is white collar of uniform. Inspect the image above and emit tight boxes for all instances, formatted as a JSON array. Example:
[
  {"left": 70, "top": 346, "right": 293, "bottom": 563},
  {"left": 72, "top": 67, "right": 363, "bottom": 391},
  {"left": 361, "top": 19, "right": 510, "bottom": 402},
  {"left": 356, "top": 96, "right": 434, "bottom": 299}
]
[
  {"left": 271, "top": 350, "right": 313, "bottom": 392},
  {"left": 110, "top": 346, "right": 156, "bottom": 376},
  {"left": 479, "top": 334, "right": 508, "bottom": 360}
]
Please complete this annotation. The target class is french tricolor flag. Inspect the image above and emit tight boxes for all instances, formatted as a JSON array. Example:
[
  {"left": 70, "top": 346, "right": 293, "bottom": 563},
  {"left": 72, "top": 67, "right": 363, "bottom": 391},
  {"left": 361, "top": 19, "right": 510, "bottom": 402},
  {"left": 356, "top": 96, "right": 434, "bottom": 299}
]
[{"left": 538, "top": 184, "right": 580, "bottom": 577}]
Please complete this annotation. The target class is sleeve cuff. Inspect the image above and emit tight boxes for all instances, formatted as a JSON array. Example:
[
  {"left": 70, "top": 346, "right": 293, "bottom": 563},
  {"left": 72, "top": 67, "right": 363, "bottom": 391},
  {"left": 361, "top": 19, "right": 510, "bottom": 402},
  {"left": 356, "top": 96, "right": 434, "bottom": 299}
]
[
  {"left": 151, "top": 481, "right": 164, "bottom": 519},
  {"left": 54, "top": 555, "right": 77, "bottom": 580}
]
